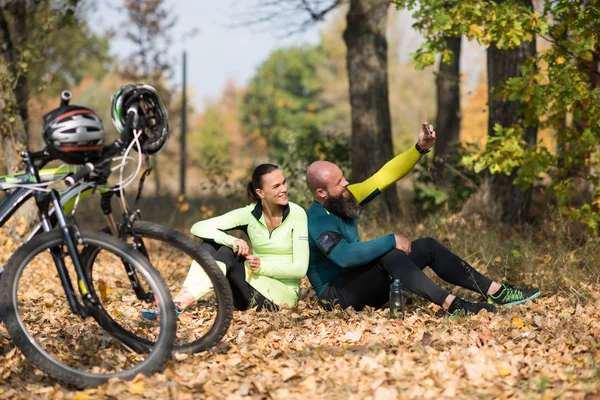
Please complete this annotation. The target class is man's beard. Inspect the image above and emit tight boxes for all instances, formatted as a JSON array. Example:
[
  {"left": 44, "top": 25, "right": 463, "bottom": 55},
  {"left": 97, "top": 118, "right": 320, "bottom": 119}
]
[{"left": 324, "top": 190, "right": 360, "bottom": 220}]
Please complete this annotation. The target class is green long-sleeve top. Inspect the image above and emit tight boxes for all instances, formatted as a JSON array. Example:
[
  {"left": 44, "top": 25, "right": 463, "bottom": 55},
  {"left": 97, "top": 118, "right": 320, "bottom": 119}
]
[
  {"left": 191, "top": 201, "right": 309, "bottom": 307},
  {"left": 307, "top": 146, "right": 423, "bottom": 295}
]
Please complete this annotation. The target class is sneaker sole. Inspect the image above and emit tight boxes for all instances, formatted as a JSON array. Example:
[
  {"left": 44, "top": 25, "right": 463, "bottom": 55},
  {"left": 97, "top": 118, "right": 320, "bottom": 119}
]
[{"left": 490, "top": 290, "right": 541, "bottom": 306}]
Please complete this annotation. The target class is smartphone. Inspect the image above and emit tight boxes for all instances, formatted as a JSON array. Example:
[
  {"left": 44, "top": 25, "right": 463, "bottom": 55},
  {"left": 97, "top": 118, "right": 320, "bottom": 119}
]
[{"left": 423, "top": 124, "right": 433, "bottom": 138}]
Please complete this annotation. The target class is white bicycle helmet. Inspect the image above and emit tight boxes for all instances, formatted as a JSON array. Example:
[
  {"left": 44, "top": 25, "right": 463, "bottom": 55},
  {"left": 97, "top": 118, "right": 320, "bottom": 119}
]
[
  {"left": 42, "top": 91, "right": 106, "bottom": 164},
  {"left": 111, "top": 84, "right": 169, "bottom": 155}
]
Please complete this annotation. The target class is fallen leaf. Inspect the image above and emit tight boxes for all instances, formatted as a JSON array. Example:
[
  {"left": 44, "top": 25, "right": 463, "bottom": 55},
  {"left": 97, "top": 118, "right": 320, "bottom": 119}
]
[
  {"left": 125, "top": 375, "right": 145, "bottom": 394},
  {"left": 281, "top": 368, "right": 296, "bottom": 381},
  {"left": 344, "top": 329, "right": 362, "bottom": 342}
]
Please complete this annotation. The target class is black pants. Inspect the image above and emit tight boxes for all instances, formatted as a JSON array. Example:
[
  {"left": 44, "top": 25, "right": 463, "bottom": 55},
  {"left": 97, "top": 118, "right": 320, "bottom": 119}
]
[
  {"left": 319, "top": 237, "right": 493, "bottom": 310},
  {"left": 201, "top": 241, "right": 277, "bottom": 311}
]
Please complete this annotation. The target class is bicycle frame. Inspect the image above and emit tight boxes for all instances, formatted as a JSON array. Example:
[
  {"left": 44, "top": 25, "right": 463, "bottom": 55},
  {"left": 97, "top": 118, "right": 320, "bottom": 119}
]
[
  {"left": 0, "top": 166, "right": 78, "bottom": 228},
  {"left": 25, "top": 180, "right": 111, "bottom": 241}
]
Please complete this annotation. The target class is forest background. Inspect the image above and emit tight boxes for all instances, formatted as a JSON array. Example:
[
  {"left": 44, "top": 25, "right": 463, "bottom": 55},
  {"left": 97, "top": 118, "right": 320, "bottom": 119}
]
[{"left": 0, "top": 0, "right": 599, "bottom": 398}]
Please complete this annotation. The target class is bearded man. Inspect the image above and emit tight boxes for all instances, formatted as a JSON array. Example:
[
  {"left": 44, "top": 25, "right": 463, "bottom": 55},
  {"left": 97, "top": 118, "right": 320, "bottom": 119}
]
[{"left": 305, "top": 123, "right": 540, "bottom": 315}]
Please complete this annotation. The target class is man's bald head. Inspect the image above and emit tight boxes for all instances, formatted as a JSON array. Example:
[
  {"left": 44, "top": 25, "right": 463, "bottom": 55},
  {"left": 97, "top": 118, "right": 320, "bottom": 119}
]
[
  {"left": 306, "top": 161, "right": 339, "bottom": 196},
  {"left": 306, "top": 161, "right": 337, "bottom": 196},
  {"left": 306, "top": 161, "right": 357, "bottom": 216}
]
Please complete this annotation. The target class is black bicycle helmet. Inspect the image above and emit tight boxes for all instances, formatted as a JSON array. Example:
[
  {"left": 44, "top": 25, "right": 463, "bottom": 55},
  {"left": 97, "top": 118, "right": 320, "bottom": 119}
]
[
  {"left": 111, "top": 84, "right": 169, "bottom": 155},
  {"left": 42, "top": 91, "right": 106, "bottom": 165}
]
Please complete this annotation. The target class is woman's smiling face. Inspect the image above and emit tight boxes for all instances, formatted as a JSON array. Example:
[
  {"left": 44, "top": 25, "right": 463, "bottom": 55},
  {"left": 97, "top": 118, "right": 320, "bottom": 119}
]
[{"left": 256, "top": 169, "right": 288, "bottom": 206}]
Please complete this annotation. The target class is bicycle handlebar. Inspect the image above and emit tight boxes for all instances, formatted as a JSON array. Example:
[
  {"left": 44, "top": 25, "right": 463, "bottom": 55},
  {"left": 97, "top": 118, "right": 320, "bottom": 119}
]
[{"left": 64, "top": 163, "right": 95, "bottom": 187}]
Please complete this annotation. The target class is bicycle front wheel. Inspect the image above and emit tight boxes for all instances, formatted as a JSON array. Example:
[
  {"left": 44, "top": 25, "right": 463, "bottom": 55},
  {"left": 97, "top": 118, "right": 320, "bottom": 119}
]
[
  {"left": 0, "top": 230, "right": 177, "bottom": 389},
  {"left": 84, "top": 221, "right": 234, "bottom": 354}
]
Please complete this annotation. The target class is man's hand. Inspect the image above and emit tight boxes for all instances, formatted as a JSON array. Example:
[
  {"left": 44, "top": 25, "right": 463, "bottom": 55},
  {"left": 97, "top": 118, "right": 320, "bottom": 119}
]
[
  {"left": 394, "top": 234, "right": 411, "bottom": 255},
  {"left": 418, "top": 122, "right": 436, "bottom": 151},
  {"left": 232, "top": 239, "right": 250, "bottom": 257}
]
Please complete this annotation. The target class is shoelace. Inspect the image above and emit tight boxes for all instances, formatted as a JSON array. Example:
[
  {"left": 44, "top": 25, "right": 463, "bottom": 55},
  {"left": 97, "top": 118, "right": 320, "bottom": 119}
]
[{"left": 500, "top": 287, "right": 524, "bottom": 302}]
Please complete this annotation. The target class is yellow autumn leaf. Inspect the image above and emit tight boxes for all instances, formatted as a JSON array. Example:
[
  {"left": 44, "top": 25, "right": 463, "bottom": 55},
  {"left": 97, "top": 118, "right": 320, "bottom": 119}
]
[
  {"left": 512, "top": 316, "right": 524, "bottom": 329},
  {"left": 497, "top": 368, "right": 511, "bottom": 377},
  {"left": 15, "top": 217, "right": 27, "bottom": 236},
  {"left": 98, "top": 279, "right": 108, "bottom": 302},
  {"left": 556, "top": 56, "right": 565, "bottom": 64},
  {"left": 581, "top": 51, "right": 593, "bottom": 61},
  {"left": 468, "top": 24, "right": 482, "bottom": 37},
  {"left": 543, "top": 254, "right": 552, "bottom": 264},
  {"left": 126, "top": 378, "right": 146, "bottom": 394}
]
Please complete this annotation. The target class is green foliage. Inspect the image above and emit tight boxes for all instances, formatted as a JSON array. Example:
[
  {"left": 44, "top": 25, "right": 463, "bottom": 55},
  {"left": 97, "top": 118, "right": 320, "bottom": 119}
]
[
  {"left": 394, "top": 0, "right": 600, "bottom": 232},
  {"left": 392, "top": 0, "right": 547, "bottom": 69},
  {"left": 2, "top": 1, "right": 112, "bottom": 95},
  {"left": 413, "top": 143, "right": 482, "bottom": 215},
  {"left": 241, "top": 45, "right": 348, "bottom": 163},
  {"left": 33, "top": 8, "right": 112, "bottom": 94},
  {"left": 191, "top": 105, "right": 232, "bottom": 162},
  {"left": 277, "top": 130, "right": 350, "bottom": 209},
  {"left": 461, "top": 124, "right": 553, "bottom": 190},
  {"left": 189, "top": 103, "right": 233, "bottom": 192}
]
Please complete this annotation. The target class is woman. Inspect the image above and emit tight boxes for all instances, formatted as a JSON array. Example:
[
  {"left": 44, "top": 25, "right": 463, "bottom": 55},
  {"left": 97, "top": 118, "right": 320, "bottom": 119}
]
[{"left": 169, "top": 164, "right": 309, "bottom": 313}]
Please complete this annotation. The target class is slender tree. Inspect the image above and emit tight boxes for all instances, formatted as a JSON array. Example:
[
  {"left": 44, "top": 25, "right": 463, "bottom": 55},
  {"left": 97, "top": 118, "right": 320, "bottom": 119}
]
[
  {"left": 433, "top": 36, "right": 461, "bottom": 185},
  {"left": 486, "top": 3, "right": 538, "bottom": 224},
  {"left": 121, "top": 0, "right": 176, "bottom": 195},
  {"left": 343, "top": 0, "right": 400, "bottom": 217},
  {"left": 0, "top": 3, "right": 29, "bottom": 175}
]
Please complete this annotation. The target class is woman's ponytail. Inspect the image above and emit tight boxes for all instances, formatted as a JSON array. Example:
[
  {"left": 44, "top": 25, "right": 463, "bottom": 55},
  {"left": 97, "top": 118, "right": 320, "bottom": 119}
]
[{"left": 247, "top": 181, "right": 260, "bottom": 202}]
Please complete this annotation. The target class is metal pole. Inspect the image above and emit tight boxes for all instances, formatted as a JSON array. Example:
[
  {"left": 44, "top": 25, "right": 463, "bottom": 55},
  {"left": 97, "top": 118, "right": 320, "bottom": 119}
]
[{"left": 180, "top": 50, "right": 187, "bottom": 195}]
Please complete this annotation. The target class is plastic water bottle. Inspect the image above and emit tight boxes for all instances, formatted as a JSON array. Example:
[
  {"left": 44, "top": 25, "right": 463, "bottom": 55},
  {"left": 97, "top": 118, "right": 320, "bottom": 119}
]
[{"left": 389, "top": 279, "right": 404, "bottom": 319}]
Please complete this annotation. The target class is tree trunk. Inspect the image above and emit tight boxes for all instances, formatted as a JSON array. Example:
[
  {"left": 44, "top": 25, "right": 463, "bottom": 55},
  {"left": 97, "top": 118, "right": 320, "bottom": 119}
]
[
  {"left": 344, "top": 0, "right": 400, "bottom": 218},
  {"left": 13, "top": 0, "right": 29, "bottom": 133},
  {"left": 1, "top": 4, "right": 38, "bottom": 233},
  {"left": 433, "top": 35, "right": 462, "bottom": 186},
  {"left": 486, "top": 0, "right": 537, "bottom": 224},
  {"left": 0, "top": 6, "right": 29, "bottom": 174}
]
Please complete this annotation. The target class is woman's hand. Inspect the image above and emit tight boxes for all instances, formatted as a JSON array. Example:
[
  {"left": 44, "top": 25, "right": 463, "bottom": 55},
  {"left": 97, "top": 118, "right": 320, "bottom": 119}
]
[
  {"left": 232, "top": 239, "right": 250, "bottom": 257},
  {"left": 246, "top": 255, "right": 261, "bottom": 271}
]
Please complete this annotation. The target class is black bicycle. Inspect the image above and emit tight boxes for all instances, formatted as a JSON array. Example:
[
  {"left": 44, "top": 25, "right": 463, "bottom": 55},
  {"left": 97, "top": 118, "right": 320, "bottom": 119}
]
[
  {"left": 0, "top": 92, "right": 177, "bottom": 388},
  {"left": 27, "top": 85, "right": 234, "bottom": 354}
]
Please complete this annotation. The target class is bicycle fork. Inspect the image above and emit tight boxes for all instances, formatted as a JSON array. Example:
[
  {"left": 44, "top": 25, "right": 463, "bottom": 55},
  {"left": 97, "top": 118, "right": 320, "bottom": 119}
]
[{"left": 38, "top": 190, "right": 98, "bottom": 318}]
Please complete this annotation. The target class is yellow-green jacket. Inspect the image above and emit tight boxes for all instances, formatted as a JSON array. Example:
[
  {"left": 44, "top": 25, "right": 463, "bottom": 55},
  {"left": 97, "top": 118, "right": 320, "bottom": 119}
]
[{"left": 191, "top": 201, "right": 309, "bottom": 307}]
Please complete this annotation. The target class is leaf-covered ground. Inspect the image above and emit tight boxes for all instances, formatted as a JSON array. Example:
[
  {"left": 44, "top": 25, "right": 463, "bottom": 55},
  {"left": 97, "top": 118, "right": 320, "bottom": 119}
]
[{"left": 1, "top": 283, "right": 599, "bottom": 400}]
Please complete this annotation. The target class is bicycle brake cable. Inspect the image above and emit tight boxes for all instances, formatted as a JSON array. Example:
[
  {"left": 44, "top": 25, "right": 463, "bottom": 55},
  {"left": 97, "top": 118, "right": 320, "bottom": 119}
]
[{"left": 135, "top": 154, "right": 153, "bottom": 207}]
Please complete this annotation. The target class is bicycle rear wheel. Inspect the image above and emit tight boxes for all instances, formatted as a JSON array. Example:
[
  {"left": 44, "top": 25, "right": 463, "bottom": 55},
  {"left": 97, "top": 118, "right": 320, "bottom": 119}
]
[
  {"left": 84, "top": 221, "right": 233, "bottom": 354},
  {"left": 0, "top": 230, "right": 176, "bottom": 388}
]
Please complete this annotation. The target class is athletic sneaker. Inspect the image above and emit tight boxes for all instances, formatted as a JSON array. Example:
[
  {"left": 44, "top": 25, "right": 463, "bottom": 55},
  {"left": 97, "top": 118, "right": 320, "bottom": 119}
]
[
  {"left": 141, "top": 306, "right": 183, "bottom": 321},
  {"left": 448, "top": 297, "right": 497, "bottom": 315},
  {"left": 487, "top": 283, "right": 541, "bottom": 306}
]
